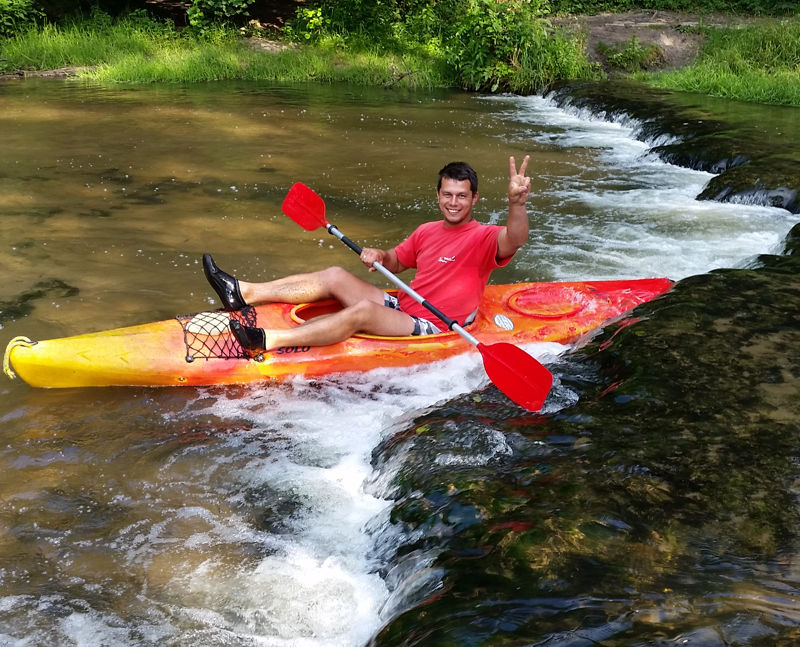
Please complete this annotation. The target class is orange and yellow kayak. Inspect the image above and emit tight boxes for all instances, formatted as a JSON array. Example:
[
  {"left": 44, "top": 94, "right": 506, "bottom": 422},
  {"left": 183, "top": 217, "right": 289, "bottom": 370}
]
[{"left": 3, "top": 278, "right": 671, "bottom": 388}]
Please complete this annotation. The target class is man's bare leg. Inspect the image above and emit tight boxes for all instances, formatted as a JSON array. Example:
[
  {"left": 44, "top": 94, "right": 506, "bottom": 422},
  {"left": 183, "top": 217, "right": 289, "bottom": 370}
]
[
  {"left": 204, "top": 254, "right": 385, "bottom": 308},
  {"left": 239, "top": 266, "right": 383, "bottom": 308}
]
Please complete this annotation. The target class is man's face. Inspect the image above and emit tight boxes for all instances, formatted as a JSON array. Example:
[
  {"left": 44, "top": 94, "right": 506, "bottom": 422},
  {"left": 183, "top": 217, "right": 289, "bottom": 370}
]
[{"left": 437, "top": 178, "right": 479, "bottom": 227}]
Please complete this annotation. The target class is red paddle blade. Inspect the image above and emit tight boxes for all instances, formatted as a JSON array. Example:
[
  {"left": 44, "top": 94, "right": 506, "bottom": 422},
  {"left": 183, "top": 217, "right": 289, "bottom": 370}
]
[
  {"left": 477, "top": 342, "right": 553, "bottom": 411},
  {"left": 282, "top": 182, "right": 328, "bottom": 231}
]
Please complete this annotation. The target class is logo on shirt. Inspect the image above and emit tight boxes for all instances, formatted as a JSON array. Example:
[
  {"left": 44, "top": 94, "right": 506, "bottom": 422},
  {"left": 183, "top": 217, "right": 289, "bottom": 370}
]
[{"left": 438, "top": 255, "right": 456, "bottom": 264}]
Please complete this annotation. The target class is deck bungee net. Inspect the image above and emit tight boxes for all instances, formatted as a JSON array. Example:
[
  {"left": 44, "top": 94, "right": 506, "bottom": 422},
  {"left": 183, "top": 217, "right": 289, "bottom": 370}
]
[{"left": 176, "top": 306, "right": 257, "bottom": 362}]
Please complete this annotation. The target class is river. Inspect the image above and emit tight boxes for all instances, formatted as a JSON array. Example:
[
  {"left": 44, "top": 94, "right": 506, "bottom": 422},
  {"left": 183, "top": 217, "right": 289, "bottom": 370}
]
[{"left": 0, "top": 80, "right": 798, "bottom": 646}]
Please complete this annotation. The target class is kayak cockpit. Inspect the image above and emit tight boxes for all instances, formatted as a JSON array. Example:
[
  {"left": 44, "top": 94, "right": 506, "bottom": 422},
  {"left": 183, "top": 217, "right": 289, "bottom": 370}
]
[{"left": 289, "top": 297, "right": 466, "bottom": 342}]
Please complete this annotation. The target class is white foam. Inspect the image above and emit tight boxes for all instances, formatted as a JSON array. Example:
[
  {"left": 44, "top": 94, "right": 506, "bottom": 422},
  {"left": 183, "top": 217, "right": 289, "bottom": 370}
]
[
  {"left": 100, "top": 345, "right": 556, "bottom": 646},
  {"left": 488, "top": 94, "right": 798, "bottom": 282}
]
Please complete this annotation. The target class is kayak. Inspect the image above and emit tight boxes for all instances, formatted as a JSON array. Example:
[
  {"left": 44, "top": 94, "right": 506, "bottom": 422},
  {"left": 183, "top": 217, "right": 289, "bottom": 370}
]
[{"left": 3, "top": 278, "right": 671, "bottom": 388}]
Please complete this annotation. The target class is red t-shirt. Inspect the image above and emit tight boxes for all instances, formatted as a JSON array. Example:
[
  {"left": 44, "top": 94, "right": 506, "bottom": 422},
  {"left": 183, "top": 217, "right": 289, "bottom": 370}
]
[{"left": 394, "top": 219, "right": 511, "bottom": 327}]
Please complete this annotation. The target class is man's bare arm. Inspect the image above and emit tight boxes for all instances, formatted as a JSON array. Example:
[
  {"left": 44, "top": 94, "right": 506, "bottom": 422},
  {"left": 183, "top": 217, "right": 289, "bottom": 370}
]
[{"left": 497, "top": 154, "right": 531, "bottom": 260}]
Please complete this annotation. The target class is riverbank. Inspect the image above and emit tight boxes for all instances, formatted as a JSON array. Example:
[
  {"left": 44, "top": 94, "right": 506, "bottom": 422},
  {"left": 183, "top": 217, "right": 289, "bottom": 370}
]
[
  {"left": 1, "top": 10, "right": 799, "bottom": 106},
  {"left": 554, "top": 11, "right": 800, "bottom": 106},
  {"left": 0, "top": 10, "right": 758, "bottom": 77}
]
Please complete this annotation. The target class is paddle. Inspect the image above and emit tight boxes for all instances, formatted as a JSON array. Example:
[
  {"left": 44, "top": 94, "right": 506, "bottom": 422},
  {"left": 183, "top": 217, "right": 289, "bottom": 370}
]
[{"left": 281, "top": 182, "right": 553, "bottom": 411}]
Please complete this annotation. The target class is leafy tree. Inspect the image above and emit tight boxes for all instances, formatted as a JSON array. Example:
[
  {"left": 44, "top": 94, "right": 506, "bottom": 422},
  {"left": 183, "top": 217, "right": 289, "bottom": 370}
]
[
  {"left": 0, "top": 0, "right": 43, "bottom": 36},
  {"left": 186, "top": 0, "right": 255, "bottom": 31}
]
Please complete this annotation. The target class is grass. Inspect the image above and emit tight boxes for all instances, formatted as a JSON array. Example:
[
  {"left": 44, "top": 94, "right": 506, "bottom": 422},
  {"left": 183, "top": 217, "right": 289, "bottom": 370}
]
[
  {"left": 641, "top": 17, "right": 800, "bottom": 106},
  {"left": 512, "top": 28, "right": 602, "bottom": 92},
  {"left": 86, "top": 40, "right": 451, "bottom": 86},
  {"left": 0, "top": 11, "right": 452, "bottom": 88},
  {"left": 597, "top": 35, "right": 665, "bottom": 73},
  {"left": 3, "top": 9, "right": 800, "bottom": 106},
  {"left": 0, "top": 6, "right": 599, "bottom": 91},
  {"left": 0, "top": 10, "right": 176, "bottom": 70}
]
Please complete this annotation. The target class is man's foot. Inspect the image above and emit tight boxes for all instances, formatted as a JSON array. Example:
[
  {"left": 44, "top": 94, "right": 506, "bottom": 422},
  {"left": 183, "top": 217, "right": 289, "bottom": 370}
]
[
  {"left": 230, "top": 320, "right": 267, "bottom": 354},
  {"left": 203, "top": 253, "right": 247, "bottom": 310}
]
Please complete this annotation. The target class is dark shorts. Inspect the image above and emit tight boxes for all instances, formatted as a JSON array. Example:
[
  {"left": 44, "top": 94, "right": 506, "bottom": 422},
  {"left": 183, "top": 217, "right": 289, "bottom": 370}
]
[{"left": 383, "top": 294, "right": 442, "bottom": 336}]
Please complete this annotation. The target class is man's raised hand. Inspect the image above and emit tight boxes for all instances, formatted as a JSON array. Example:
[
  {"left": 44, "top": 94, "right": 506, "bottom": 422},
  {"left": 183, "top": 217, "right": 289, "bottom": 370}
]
[{"left": 508, "top": 155, "right": 531, "bottom": 206}]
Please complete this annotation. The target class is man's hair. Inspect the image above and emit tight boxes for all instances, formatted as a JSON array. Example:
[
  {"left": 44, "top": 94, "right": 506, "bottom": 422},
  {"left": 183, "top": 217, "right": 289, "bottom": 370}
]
[{"left": 437, "top": 161, "right": 478, "bottom": 194}]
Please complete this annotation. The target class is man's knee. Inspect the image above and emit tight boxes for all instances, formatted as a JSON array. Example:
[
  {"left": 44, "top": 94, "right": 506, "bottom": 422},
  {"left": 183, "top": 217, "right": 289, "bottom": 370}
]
[
  {"left": 344, "top": 299, "right": 415, "bottom": 336},
  {"left": 318, "top": 266, "right": 356, "bottom": 288},
  {"left": 346, "top": 299, "right": 381, "bottom": 325}
]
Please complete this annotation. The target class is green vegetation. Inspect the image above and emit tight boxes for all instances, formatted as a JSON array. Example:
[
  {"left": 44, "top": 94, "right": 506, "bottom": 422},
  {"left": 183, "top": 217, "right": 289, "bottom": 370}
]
[
  {"left": 259, "top": 0, "right": 599, "bottom": 92},
  {"left": 0, "top": 0, "right": 42, "bottom": 38},
  {"left": 641, "top": 17, "right": 800, "bottom": 106},
  {"left": 1, "top": 0, "right": 800, "bottom": 105},
  {"left": 0, "top": 1, "right": 598, "bottom": 91},
  {"left": 597, "top": 35, "right": 665, "bottom": 72},
  {"left": 186, "top": 0, "right": 253, "bottom": 33},
  {"left": 444, "top": 0, "right": 596, "bottom": 91},
  {"left": 282, "top": 0, "right": 600, "bottom": 91},
  {"left": 2, "top": 9, "right": 177, "bottom": 70},
  {"left": 0, "top": 10, "right": 452, "bottom": 85},
  {"left": 88, "top": 38, "right": 451, "bottom": 86}
]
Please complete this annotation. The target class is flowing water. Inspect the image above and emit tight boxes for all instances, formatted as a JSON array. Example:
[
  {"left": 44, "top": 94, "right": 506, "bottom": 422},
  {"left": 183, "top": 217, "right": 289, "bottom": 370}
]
[{"left": 0, "top": 80, "right": 798, "bottom": 646}]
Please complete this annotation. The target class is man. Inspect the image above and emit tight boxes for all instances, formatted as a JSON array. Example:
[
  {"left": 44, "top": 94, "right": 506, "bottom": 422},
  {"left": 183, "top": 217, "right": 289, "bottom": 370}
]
[{"left": 204, "top": 155, "right": 531, "bottom": 354}]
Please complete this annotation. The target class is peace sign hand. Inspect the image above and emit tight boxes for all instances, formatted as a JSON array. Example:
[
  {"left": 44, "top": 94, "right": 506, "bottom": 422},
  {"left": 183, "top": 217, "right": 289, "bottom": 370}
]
[{"left": 508, "top": 155, "right": 531, "bottom": 207}]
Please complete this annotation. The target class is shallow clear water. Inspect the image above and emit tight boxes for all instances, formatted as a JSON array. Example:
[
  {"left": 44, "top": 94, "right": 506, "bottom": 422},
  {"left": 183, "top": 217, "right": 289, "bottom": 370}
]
[{"left": 0, "top": 79, "right": 797, "bottom": 646}]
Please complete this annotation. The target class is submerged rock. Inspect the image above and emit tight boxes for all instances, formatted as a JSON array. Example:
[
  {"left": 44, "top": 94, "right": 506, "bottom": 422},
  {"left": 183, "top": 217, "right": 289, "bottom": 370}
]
[
  {"left": 372, "top": 229, "right": 800, "bottom": 646},
  {"left": 698, "top": 161, "right": 800, "bottom": 213}
]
